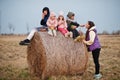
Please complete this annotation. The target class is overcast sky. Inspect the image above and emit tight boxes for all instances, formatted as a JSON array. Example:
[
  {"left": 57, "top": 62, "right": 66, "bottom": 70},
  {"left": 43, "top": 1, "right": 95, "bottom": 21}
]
[{"left": 0, "top": 0, "right": 120, "bottom": 34}]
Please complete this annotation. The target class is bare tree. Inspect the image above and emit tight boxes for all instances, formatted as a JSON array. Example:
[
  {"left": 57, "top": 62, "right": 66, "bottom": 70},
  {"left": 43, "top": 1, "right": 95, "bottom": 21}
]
[
  {"left": 8, "top": 23, "right": 13, "bottom": 34},
  {"left": 0, "top": 11, "right": 1, "bottom": 34},
  {"left": 26, "top": 23, "right": 29, "bottom": 34},
  {"left": 0, "top": 25, "right": 1, "bottom": 34},
  {"left": 117, "top": 30, "right": 120, "bottom": 35},
  {"left": 12, "top": 26, "right": 15, "bottom": 34},
  {"left": 112, "top": 30, "right": 120, "bottom": 35},
  {"left": 102, "top": 30, "right": 109, "bottom": 35}
]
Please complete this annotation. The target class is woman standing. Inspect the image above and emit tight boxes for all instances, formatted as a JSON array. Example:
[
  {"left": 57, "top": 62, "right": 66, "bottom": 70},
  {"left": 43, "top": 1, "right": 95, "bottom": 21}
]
[
  {"left": 19, "top": 7, "right": 50, "bottom": 45},
  {"left": 83, "top": 21, "right": 102, "bottom": 79}
]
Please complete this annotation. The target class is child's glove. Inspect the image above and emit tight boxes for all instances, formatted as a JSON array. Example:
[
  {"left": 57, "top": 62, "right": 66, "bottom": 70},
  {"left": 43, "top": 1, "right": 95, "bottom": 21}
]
[
  {"left": 71, "top": 25, "right": 77, "bottom": 29},
  {"left": 50, "top": 26, "right": 54, "bottom": 30},
  {"left": 64, "top": 27, "right": 67, "bottom": 30}
]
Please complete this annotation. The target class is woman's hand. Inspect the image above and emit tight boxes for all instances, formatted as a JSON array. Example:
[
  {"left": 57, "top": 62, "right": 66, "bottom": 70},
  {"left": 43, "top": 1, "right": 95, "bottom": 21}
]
[
  {"left": 42, "top": 13, "right": 45, "bottom": 19},
  {"left": 83, "top": 39, "right": 86, "bottom": 44}
]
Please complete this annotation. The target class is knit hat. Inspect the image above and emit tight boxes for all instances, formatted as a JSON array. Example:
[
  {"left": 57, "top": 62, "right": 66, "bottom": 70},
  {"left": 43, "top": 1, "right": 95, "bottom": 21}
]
[
  {"left": 59, "top": 11, "right": 64, "bottom": 16},
  {"left": 67, "top": 12, "right": 75, "bottom": 18},
  {"left": 50, "top": 12, "right": 56, "bottom": 17}
]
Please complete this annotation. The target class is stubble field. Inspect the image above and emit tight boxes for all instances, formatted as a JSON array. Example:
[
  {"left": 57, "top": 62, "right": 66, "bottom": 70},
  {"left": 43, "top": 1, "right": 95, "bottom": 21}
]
[{"left": 0, "top": 35, "right": 120, "bottom": 80}]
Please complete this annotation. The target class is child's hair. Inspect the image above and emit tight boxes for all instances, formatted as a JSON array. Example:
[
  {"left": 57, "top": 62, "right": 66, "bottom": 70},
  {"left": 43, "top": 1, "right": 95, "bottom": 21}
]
[
  {"left": 58, "top": 15, "right": 64, "bottom": 21},
  {"left": 88, "top": 21, "right": 95, "bottom": 29}
]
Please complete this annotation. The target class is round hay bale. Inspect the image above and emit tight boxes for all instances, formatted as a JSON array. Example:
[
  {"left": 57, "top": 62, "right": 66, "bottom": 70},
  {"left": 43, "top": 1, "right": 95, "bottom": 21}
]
[{"left": 27, "top": 32, "right": 88, "bottom": 79}]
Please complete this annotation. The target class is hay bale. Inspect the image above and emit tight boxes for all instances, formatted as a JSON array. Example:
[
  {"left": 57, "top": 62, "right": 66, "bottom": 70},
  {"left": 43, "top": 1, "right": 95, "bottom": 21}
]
[{"left": 27, "top": 32, "right": 88, "bottom": 79}]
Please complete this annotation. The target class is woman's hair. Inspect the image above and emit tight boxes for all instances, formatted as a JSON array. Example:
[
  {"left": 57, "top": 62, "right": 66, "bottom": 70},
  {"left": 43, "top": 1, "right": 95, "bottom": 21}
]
[
  {"left": 42, "top": 7, "right": 50, "bottom": 16},
  {"left": 88, "top": 21, "right": 95, "bottom": 29}
]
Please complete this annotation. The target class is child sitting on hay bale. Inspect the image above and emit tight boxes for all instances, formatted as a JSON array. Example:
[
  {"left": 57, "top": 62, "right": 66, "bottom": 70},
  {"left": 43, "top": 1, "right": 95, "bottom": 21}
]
[
  {"left": 66, "top": 12, "right": 84, "bottom": 41},
  {"left": 47, "top": 12, "right": 58, "bottom": 37},
  {"left": 57, "top": 11, "right": 73, "bottom": 38}
]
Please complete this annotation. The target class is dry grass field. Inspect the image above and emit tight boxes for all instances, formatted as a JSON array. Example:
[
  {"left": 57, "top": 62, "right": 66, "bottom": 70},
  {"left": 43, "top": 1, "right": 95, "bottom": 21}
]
[{"left": 0, "top": 35, "right": 120, "bottom": 80}]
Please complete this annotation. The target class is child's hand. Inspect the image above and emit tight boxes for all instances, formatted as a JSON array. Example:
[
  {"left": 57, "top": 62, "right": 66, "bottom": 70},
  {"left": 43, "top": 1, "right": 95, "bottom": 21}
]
[
  {"left": 71, "top": 25, "right": 77, "bottom": 29},
  {"left": 50, "top": 26, "right": 54, "bottom": 30},
  {"left": 54, "top": 27, "right": 57, "bottom": 30},
  {"left": 80, "top": 24, "right": 85, "bottom": 27},
  {"left": 64, "top": 27, "right": 67, "bottom": 30}
]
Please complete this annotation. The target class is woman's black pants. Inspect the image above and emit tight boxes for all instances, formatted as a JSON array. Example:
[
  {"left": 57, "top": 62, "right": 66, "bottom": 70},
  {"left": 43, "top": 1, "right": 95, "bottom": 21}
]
[{"left": 92, "top": 48, "right": 101, "bottom": 74}]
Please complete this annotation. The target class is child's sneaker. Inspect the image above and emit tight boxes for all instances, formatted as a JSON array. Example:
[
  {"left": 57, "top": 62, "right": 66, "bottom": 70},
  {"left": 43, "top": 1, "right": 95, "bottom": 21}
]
[
  {"left": 19, "top": 39, "right": 30, "bottom": 45},
  {"left": 94, "top": 73, "right": 102, "bottom": 80}
]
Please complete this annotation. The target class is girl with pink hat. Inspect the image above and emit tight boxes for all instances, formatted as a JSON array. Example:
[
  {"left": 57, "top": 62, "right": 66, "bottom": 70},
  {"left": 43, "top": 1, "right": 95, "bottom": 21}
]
[
  {"left": 47, "top": 12, "right": 58, "bottom": 36},
  {"left": 57, "top": 12, "right": 73, "bottom": 37}
]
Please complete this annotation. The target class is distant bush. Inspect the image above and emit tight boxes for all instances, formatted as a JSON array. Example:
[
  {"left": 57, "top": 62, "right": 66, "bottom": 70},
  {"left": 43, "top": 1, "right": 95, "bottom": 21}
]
[
  {"left": 101, "top": 30, "right": 110, "bottom": 35},
  {"left": 99, "top": 30, "right": 120, "bottom": 35},
  {"left": 112, "top": 30, "right": 120, "bottom": 35}
]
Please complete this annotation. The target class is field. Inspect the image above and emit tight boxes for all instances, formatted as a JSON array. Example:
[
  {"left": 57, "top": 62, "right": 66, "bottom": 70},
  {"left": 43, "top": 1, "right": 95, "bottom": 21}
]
[{"left": 0, "top": 35, "right": 120, "bottom": 80}]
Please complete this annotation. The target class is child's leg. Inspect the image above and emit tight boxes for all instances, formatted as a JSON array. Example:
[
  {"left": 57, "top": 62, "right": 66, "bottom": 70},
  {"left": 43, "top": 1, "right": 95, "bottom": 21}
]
[
  {"left": 72, "top": 29, "right": 80, "bottom": 39},
  {"left": 65, "top": 30, "right": 71, "bottom": 37},
  {"left": 19, "top": 28, "right": 37, "bottom": 45},
  {"left": 36, "top": 26, "right": 48, "bottom": 31},
  {"left": 19, "top": 27, "right": 40, "bottom": 45},
  {"left": 27, "top": 28, "right": 37, "bottom": 40},
  {"left": 58, "top": 28, "right": 66, "bottom": 35},
  {"left": 65, "top": 32, "right": 69, "bottom": 37},
  {"left": 48, "top": 28, "right": 53, "bottom": 36},
  {"left": 53, "top": 30, "right": 57, "bottom": 36},
  {"left": 69, "top": 31, "right": 73, "bottom": 38}
]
